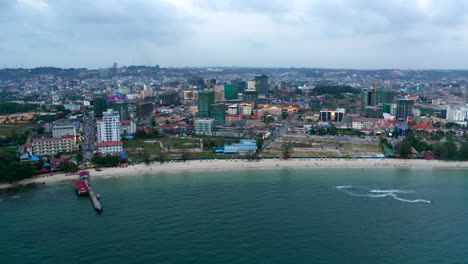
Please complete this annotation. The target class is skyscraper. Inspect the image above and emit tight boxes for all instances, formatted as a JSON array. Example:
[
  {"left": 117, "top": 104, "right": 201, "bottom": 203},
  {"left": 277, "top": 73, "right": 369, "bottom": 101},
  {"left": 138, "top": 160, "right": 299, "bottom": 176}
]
[
  {"left": 242, "top": 89, "right": 258, "bottom": 108},
  {"left": 361, "top": 88, "right": 377, "bottom": 110},
  {"left": 198, "top": 90, "right": 215, "bottom": 117},
  {"left": 224, "top": 84, "right": 238, "bottom": 100},
  {"left": 93, "top": 95, "right": 108, "bottom": 116},
  {"left": 109, "top": 100, "right": 129, "bottom": 121},
  {"left": 209, "top": 103, "right": 226, "bottom": 121},
  {"left": 395, "top": 99, "right": 414, "bottom": 121},
  {"left": 376, "top": 89, "right": 396, "bottom": 104},
  {"left": 254, "top": 75, "right": 269, "bottom": 96},
  {"left": 96, "top": 109, "right": 121, "bottom": 143}
]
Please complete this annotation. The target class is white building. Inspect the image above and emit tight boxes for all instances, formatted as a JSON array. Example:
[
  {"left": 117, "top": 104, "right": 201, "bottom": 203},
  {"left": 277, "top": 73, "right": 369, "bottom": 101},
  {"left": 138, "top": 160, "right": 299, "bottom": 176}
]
[
  {"left": 96, "top": 141, "right": 124, "bottom": 154},
  {"left": 121, "top": 120, "right": 136, "bottom": 135},
  {"left": 52, "top": 120, "right": 76, "bottom": 138},
  {"left": 194, "top": 118, "right": 214, "bottom": 136},
  {"left": 446, "top": 106, "right": 467, "bottom": 122},
  {"left": 247, "top": 81, "right": 256, "bottom": 89},
  {"left": 97, "top": 109, "right": 121, "bottom": 143}
]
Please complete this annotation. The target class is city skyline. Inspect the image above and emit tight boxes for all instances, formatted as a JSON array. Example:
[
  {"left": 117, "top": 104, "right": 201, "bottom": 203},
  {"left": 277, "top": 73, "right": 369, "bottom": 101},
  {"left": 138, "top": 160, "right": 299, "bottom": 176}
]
[{"left": 1, "top": 0, "right": 468, "bottom": 69}]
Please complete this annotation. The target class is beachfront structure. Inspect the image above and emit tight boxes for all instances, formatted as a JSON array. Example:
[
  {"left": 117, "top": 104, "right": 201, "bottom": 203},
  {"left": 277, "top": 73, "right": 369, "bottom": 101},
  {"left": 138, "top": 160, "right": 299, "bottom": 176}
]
[
  {"left": 32, "top": 135, "right": 78, "bottom": 157},
  {"left": 97, "top": 109, "right": 121, "bottom": 143},
  {"left": 219, "top": 139, "right": 257, "bottom": 155},
  {"left": 52, "top": 119, "right": 76, "bottom": 138},
  {"left": 96, "top": 141, "right": 124, "bottom": 154},
  {"left": 194, "top": 118, "right": 214, "bottom": 136}
]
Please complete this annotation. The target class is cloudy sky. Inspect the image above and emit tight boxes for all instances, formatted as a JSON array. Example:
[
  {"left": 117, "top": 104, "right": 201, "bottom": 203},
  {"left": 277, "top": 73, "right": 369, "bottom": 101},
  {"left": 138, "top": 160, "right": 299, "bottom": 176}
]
[{"left": 1, "top": 0, "right": 468, "bottom": 69}]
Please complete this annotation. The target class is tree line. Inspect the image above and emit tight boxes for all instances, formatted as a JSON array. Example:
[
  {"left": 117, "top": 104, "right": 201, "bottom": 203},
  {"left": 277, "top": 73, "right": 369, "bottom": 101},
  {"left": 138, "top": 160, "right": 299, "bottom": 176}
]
[{"left": 0, "top": 102, "right": 38, "bottom": 115}]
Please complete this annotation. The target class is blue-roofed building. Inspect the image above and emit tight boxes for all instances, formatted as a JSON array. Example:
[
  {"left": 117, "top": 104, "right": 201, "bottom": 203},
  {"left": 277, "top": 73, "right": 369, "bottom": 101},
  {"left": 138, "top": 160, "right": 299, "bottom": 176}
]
[{"left": 223, "top": 143, "right": 257, "bottom": 155}]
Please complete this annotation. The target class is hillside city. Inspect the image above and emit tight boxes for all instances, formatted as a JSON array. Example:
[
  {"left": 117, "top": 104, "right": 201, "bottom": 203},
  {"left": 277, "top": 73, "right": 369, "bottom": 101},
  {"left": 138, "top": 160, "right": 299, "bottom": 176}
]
[{"left": 1, "top": 65, "right": 468, "bottom": 182}]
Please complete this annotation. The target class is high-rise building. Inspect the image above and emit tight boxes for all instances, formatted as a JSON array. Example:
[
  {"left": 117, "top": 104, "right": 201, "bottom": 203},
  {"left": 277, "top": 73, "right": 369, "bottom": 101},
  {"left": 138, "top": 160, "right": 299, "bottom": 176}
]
[
  {"left": 209, "top": 103, "right": 226, "bottom": 121},
  {"left": 93, "top": 95, "right": 108, "bottom": 116},
  {"left": 376, "top": 89, "right": 396, "bottom": 104},
  {"left": 158, "top": 92, "right": 178, "bottom": 106},
  {"left": 109, "top": 100, "right": 129, "bottom": 121},
  {"left": 137, "top": 102, "right": 153, "bottom": 118},
  {"left": 189, "top": 76, "right": 206, "bottom": 89},
  {"left": 242, "top": 89, "right": 258, "bottom": 108},
  {"left": 361, "top": 88, "right": 377, "bottom": 110},
  {"left": 210, "top": 79, "right": 216, "bottom": 89},
  {"left": 395, "top": 99, "right": 414, "bottom": 121},
  {"left": 198, "top": 90, "right": 215, "bottom": 117},
  {"left": 224, "top": 84, "right": 238, "bottom": 100},
  {"left": 254, "top": 75, "right": 269, "bottom": 96},
  {"left": 232, "top": 79, "right": 247, "bottom": 93},
  {"left": 96, "top": 109, "right": 121, "bottom": 143}
]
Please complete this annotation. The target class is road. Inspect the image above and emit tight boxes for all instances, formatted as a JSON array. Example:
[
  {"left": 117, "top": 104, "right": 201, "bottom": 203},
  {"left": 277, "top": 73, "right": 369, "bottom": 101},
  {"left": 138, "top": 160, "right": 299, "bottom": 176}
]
[{"left": 82, "top": 114, "right": 96, "bottom": 162}]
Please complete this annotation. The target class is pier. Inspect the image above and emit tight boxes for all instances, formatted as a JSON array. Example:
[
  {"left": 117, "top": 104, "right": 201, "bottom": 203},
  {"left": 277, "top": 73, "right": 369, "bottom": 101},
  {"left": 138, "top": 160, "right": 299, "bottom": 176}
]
[{"left": 75, "top": 171, "right": 103, "bottom": 213}]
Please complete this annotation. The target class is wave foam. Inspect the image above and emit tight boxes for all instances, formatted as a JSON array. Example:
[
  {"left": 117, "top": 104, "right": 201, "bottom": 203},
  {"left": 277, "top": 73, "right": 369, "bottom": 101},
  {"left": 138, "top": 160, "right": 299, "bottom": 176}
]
[{"left": 336, "top": 186, "right": 431, "bottom": 204}]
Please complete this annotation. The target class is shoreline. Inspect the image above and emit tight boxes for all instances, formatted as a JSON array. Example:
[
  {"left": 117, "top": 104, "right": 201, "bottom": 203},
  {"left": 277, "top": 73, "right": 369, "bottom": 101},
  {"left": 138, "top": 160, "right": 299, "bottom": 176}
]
[{"left": 1, "top": 158, "right": 467, "bottom": 190}]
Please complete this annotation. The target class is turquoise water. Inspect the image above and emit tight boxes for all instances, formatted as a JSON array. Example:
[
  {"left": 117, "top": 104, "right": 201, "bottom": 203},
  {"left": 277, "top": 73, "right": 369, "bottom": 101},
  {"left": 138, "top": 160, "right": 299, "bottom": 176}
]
[{"left": 1, "top": 168, "right": 468, "bottom": 264}]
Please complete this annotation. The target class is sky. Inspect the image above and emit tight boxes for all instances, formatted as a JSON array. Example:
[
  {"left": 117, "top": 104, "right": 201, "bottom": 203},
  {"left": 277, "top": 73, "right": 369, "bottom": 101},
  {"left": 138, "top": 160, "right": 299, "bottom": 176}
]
[{"left": 1, "top": 0, "right": 468, "bottom": 69}]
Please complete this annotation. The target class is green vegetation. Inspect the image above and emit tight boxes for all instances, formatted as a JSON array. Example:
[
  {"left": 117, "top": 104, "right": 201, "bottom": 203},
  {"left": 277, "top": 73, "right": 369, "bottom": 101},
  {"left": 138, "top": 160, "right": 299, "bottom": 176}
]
[
  {"left": 0, "top": 150, "right": 35, "bottom": 182},
  {"left": 0, "top": 130, "right": 30, "bottom": 146},
  {"left": 313, "top": 85, "right": 360, "bottom": 96},
  {"left": 0, "top": 123, "right": 34, "bottom": 138},
  {"left": 92, "top": 154, "right": 120, "bottom": 167},
  {"left": 0, "top": 102, "right": 38, "bottom": 115},
  {"left": 60, "top": 161, "right": 79, "bottom": 173}
]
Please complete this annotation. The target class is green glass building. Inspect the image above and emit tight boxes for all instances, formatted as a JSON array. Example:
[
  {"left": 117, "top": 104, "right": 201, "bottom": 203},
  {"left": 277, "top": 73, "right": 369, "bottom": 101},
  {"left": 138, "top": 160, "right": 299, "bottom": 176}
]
[
  {"left": 109, "top": 100, "right": 129, "bottom": 120},
  {"left": 209, "top": 103, "right": 226, "bottom": 121},
  {"left": 198, "top": 90, "right": 215, "bottom": 117},
  {"left": 376, "top": 89, "right": 395, "bottom": 104},
  {"left": 93, "top": 96, "right": 108, "bottom": 116},
  {"left": 224, "top": 85, "right": 238, "bottom": 100},
  {"left": 254, "top": 75, "right": 268, "bottom": 96}
]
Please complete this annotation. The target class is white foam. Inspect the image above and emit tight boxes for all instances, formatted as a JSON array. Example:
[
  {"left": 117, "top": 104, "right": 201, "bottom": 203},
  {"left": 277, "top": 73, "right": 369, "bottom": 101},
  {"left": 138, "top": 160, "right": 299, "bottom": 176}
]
[
  {"left": 336, "top": 186, "right": 431, "bottom": 204},
  {"left": 369, "top": 189, "right": 415, "bottom": 194},
  {"left": 335, "top": 185, "right": 352, "bottom": 189}
]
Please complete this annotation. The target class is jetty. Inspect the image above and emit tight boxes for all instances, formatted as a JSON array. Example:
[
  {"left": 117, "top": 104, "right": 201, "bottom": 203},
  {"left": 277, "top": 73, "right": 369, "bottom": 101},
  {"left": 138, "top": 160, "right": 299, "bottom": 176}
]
[{"left": 74, "top": 171, "right": 103, "bottom": 212}]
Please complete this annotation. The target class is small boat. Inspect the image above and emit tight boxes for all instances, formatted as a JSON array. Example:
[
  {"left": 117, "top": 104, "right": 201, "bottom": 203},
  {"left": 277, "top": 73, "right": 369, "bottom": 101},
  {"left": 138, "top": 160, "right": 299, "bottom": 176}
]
[{"left": 96, "top": 194, "right": 101, "bottom": 199}]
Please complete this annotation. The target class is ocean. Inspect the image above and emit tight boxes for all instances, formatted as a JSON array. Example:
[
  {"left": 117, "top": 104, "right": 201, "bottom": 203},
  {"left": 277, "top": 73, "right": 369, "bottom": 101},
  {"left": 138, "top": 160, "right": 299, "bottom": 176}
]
[{"left": 1, "top": 168, "right": 467, "bottom": 264}]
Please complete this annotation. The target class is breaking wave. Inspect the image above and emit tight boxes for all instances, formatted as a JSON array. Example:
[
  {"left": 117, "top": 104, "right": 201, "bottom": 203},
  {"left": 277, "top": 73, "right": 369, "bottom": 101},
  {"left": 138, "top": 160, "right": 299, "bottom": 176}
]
[{"left": 335, "top": 186, "right": 431, "bottom": 204}]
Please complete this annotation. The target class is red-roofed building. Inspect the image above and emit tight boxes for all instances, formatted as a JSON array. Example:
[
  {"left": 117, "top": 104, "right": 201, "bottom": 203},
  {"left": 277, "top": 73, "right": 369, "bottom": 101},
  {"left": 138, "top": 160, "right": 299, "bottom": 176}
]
[
  {"left": 97, "top": 141, "right": 124, "bottom": 154},
  {"left": 74, "top": 180, "right": 89, "bottom": 195}
]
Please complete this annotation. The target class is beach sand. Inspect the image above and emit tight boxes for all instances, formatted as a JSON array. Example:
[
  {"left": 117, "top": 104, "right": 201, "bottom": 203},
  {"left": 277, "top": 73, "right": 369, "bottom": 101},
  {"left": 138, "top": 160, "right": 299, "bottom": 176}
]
[{"left": 1, "top": 158, "right": 467, "bottom": 190}]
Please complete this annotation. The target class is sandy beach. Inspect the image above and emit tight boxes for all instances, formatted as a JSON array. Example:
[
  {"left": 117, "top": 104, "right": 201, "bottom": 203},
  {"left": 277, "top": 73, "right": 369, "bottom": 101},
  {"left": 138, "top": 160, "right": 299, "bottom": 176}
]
[{"left": 1, "top": 158, "right": 467, "bottom": 190}]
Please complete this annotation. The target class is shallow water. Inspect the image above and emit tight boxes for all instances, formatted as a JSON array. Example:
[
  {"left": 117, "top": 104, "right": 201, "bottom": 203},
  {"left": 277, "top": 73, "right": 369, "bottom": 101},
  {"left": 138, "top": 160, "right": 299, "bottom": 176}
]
[{"left": 1, "top": 168, "right": 467, "bottom": 263}]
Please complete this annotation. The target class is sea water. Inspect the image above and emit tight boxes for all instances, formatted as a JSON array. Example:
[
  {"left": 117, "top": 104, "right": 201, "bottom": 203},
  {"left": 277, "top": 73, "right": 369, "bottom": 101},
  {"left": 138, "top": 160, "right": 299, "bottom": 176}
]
[{"left": 1, "top": 168, "right": 467, "bottom": 264}]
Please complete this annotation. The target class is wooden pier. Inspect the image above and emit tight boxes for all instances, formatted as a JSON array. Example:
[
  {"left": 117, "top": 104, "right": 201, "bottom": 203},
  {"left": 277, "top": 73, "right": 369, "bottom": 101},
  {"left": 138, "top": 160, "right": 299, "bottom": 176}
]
[{"left": 75, "top": 171, "right": 102, "bottom": 213}]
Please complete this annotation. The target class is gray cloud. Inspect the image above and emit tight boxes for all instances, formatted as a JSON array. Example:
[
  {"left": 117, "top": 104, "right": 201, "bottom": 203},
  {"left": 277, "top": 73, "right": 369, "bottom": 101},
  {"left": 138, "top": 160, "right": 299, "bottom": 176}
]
[{"left": 1, "top": 0, "right": 468, "bottom": 69}]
